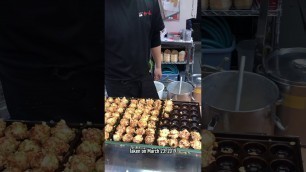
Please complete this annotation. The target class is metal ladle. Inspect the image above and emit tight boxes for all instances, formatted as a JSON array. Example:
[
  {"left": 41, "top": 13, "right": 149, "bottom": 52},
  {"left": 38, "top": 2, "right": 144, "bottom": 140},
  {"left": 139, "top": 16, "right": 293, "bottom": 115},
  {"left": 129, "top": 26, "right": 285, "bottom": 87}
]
[{"left": 235, "top": 56, "right": 246, "bottom": 111}]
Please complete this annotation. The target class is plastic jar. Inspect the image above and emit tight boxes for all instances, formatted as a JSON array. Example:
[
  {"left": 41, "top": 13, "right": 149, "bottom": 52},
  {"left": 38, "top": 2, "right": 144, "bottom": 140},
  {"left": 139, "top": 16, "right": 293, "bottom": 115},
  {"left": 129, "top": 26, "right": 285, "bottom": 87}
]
[
  {"left": 170, "top": 50, "right": 178, "bottom": 63},
  {"left": 178, "top": 51, "right": 186, "bottom": 62},
  {"left": 234, "top": 0, "right": 253, "bottom": 9},
  {"left": 202, "top": 0, "right": 209, "bottom": 10},
  {"left": 164, "top": 49, "right": 171, "bottom": 62},
  {"left": 210, "top": 0, "right": 232, "bottom": 10}
]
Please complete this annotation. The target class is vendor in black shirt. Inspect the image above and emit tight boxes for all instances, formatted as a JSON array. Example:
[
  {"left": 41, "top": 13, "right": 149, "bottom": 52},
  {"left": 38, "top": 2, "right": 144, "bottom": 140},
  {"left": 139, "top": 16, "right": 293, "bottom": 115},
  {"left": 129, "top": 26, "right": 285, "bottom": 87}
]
[
  {"left": 105, "top": 0, "right": 165, "bottom": 99},
  {"left": 0, "top": 1, "right": 103, "bottom": 123}
]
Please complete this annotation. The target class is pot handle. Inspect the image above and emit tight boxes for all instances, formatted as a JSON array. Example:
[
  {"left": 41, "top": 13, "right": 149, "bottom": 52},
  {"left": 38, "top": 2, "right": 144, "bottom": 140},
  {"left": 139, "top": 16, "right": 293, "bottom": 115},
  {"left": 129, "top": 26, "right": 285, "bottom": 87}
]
[
  {"left": 186, "top": 81, "right": 196, "bottom": 102},
  {"left": 256, "top": 64, "right": 266, "bottom": 75},
  {"left": 207, "top": 116, "right": 218, "bottom": 131},
  {"left": 272, "top": 97, "right": 287, "bottom": 131}
]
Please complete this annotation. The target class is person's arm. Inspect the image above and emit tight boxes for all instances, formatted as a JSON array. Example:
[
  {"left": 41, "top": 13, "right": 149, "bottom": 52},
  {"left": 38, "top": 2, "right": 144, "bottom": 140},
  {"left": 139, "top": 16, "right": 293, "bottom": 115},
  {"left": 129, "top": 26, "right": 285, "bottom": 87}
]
[
  {"left": 151, "top": 45, "right": 162, "bottom": 80},
  {"left": 151, "top": 0, "right": 165, "bottom": 81}
]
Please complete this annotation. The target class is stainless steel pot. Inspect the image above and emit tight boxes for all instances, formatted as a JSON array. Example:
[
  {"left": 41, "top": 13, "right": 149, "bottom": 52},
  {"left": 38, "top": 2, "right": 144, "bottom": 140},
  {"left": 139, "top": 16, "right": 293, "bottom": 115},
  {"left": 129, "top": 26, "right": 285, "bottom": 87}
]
[
  {"left": 167, "top": 81, "right": 195, "bottom": 102},
  {"left": 202, "top": 71, "right": 282, "bottom": 135},
  {"left": 262, "top": 48, "right": 306, "bottom": 144}
]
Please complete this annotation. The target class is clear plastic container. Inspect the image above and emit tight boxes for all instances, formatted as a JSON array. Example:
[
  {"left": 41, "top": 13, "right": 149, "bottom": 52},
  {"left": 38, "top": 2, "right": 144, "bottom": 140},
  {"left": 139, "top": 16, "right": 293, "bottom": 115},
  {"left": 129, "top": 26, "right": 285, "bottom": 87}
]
[
  {"left": 234, "top": 0, "right": 253, "bottom": 9},
  {"left": 210, "top": 0, "right": 232, "bottom": 10},
  {"left": 201, "top": 0, "right": 209, "bottom": 10},
  {"left": 104, "top": 141, "right": 201, "bottom": 171}
]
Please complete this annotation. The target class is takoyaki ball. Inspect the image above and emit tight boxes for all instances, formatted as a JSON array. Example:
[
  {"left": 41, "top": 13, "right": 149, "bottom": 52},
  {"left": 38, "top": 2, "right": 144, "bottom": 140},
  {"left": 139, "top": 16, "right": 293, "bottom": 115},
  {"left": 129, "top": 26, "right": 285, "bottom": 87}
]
[
  {"left": 190, "top": 140, "right": 201, "bottom": 150},
  {"left": 29, "top": 122, "right": 51, "bottom": 144},
  {"left": 145, "top": 128, "right": 155, "bottom": 136},
  {"left": 147, "top": 121, "right": 156, "bottom": 129},
  {"left": 51, "top": 120, "right": 75, "bottom": 143},
  {"left": 169, "top": 139, "right": 178, "bottom": 148},
  {"left": 179, "top": 129, "right": 190, "bottom": 140},
  {"left": 125, "top": 126, "right": 135, "bottom": 135},
  {"left": 145, "top": 135, "right": 155, "bottom": 145},
  {"left": 137, "top": 120, "right": 148, "bottom": 128},
  {"left": 122, "top": 134, "right": 133, "bottom": 143},
  {"left": 64, "top": 155, "right": 95, "bottom": 172},
  {"left": 6, "top": 151, "right": 29, "bottom": 171},
  {"left": 129, "top": 119, "right": 138, "bottom": 128},
  {"left": 18, "top": 139, "right": 41, "bottom": 153},
  {"left": 169, "top": 129, "right": 179, "bottom": 139},
  {"left": 112, "top": 133, "right": 122, "bottom": 142},
  {"left": 133, "top": 135, "right": 143, "bottom": 144},
  {"left": 5, "top": 122, "right": 29, "bottom": 140},
  {"left": 0, "top": 119, "right": 6, "bottom": 137},
  {"left": 159, "top": 129, "right": 170, "bottom": 137},
  {"left": 104, "top": 124, "right": 113, "bottom": 133},
  {"left": 82, "top": 128, "right": 103, "bottom": 144},
  {"left": 0, "top": 136, "right": 20, "bottom": 155},
  {"left": 76, "top": 141, "right": 102, "bottom": 158},
  {"left": 116, "top": 125, "right": 126, "bottom": 134},
  {"left": 190, "top": 131, "right": 201, "bottom": 141},
  {"left": 157, "top": 137, "right": 168, "bottom": 147},
  {"left": 95, "top": 157, "right": 104, "bottom": 172},
  {"left": 149, "top": 116, "right": 159, "bottom": 122},
  {"left": 106, "top": 117, "right": 117, "bottom": 126},
  {"left": 135, "top": 128, "right": 146, "bottom": 135},
  {"left": 179, "top": 139, "right": 190, "bottom": 149},
  {"left": 43, "top": 137, "right": 69, "bottom": 156}
]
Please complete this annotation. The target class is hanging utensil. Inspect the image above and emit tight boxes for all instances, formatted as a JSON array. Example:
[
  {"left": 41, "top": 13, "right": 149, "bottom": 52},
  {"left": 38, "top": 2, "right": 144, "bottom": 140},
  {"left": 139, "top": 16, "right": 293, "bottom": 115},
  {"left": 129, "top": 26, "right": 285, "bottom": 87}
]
[
  {"left": 297, "top": 0, "right": 306, "bottom": 31},
  {"left": 178, "top": 76, "right": 183, "bottom": 94},
  {"left": 235, "top": 56, "right": 246, "bottom": 111}
]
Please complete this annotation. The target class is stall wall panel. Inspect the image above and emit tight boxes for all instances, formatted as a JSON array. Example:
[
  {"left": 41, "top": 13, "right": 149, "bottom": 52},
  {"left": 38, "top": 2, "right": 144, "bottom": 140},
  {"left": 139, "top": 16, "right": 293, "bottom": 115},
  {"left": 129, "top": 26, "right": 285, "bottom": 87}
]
[
  {"left": 279, "top": 0, "right": 306, "bottom": 48},
  {"left": 164, "top": 0, "right": 198, "bottom": 32}
]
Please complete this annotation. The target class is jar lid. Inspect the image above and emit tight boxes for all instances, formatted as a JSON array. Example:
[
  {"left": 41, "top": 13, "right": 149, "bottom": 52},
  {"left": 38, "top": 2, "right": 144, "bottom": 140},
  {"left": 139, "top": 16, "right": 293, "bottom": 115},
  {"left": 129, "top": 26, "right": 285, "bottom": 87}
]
[{"left": 264, "top": 48, "right": 306, "bottom": 85}]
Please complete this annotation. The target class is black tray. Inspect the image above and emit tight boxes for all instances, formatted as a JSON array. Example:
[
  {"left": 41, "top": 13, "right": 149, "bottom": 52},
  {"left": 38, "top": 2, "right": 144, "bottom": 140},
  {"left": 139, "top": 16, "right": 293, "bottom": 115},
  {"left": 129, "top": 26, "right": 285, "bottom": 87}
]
[
  {"left": 203, "top": 133, "right": 304, "bottom": 172},
  {"left": 0, "top": 119, "right": 83, "bottom": 172}
]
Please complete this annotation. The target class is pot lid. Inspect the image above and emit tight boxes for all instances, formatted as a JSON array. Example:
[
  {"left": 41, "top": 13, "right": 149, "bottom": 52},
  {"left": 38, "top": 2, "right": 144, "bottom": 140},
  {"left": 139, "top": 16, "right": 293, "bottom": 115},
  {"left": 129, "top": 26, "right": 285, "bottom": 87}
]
[{"left": 264, "top": 48, "right": 306, "bottom": 85}]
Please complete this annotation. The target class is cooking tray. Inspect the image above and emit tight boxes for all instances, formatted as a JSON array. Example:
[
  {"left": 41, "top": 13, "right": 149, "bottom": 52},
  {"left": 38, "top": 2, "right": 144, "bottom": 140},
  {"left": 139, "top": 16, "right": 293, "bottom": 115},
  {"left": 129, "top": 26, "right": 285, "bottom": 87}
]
[
  {"left": 106, "top": 98, "right": 163, "bottom": 146},
  {"left": 204, "top": 133, "right": 304, "bottom": 172},
  {"left": 105, "top": 98, "right": 202, "bottom": 150},
  {"left": 0, "top": 119, "right": 84, "bottom": 172}
]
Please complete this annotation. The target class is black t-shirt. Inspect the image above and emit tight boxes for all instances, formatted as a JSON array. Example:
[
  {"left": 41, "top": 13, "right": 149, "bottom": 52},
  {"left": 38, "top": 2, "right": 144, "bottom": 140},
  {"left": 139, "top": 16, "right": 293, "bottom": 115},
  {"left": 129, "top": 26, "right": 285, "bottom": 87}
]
[
  {"left": 105, "top": 0, "right": 165, "bottom": 81},
  {"left": 0, "top": 1, "right": 104, "bottom": 85}
]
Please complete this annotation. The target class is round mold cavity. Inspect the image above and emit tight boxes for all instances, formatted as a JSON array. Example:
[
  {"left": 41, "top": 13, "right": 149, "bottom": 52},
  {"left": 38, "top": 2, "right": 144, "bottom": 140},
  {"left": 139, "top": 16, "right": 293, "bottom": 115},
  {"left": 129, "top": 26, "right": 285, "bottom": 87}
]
[
  {"left": 161, "top": 119, "right": 170, "bottom": 125},
  {"left": 218, "top": 140, "right": 240, "bottom": 155},
  {"left": 173, "top": 109, "right": 179, "bottom": 114},
  {"left": 243, "top": 142, "right": 267, "bottom": 156},
  {"left": 270, "top": 144, "right": 294, "bottom": 159},
  {"left": 191, "top": 115, "right": 200, "bottom": 122},
  {"left": 190, "top": 126, "right": 201, "bottom": 132},
  {"left": 173, "top": 105, "right": 180, "bottom": 109},
  {"left": 190, "top": 105, "right": 198, "bottom": 111},
  {"left": 171, "top": 119, "right": 180, "bottom": 126},
  {"left": 190, "top": 110, "right": 199, "bottom": 116},
  {"left": 180, "top": 125, "right": 190, "bottom": 131},
  {"left": 243, "top": 156, "right": 268, "bottom": 172},
  {"left": 181, "top": 104, "right": 189, "bottom": 110},
  {"left": 216, "top": 155, "right": 239, "bottom": 171},
  {"left": 172, "top": 114, "right": 180, "bottom": 119},
  {"left": 160, "top": 124, "right": 170, "bottom": 129},
  {"left": 181, "top": 115, "right": 189, "bottom": 121},
  {"left": 270, "top": 159, "right": 296, "bottom": 172}
]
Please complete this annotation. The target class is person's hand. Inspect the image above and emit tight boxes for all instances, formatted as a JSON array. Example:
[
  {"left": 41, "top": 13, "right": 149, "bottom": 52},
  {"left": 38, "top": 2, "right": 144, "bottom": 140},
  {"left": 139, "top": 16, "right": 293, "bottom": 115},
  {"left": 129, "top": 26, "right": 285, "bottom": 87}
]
[{"left": 154, "top": 66, "right": 162, "bottom": 81}]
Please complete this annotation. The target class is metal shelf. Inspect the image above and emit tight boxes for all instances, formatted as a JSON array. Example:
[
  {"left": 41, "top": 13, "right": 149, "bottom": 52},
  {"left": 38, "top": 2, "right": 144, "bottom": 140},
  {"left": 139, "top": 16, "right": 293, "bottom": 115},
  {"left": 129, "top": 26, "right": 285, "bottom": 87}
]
[
  {"left": 201, "top": 9, "right": 279, "bottom": 16},
  {"left": 202, "top": 0, "right": 281, "bottom": 17},
  {"left": 162, "top": 61, "right": 193, "bottom": 65}
]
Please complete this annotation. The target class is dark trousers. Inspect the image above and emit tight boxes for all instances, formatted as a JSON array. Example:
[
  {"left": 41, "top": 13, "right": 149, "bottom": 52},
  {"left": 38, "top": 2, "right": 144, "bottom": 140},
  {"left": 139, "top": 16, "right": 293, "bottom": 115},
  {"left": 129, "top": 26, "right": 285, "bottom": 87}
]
[
  {"left": 0, "top": 69, "right": 104, "bottom": 123},
  {"left": 105, "top": 74, "right": 159, "bottom": 99}
]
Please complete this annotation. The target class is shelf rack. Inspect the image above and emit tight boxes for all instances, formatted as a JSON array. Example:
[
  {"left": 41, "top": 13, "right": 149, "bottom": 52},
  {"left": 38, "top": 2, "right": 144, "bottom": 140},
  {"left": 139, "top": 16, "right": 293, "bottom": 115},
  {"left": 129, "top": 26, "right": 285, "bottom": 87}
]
[{"left": 201, "top": 0, "right": 281, "bottom": 17}]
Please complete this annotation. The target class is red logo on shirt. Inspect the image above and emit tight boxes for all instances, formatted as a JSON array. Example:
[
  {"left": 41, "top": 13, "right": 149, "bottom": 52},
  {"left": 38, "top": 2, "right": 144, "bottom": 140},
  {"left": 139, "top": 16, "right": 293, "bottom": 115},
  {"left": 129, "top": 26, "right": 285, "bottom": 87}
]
[{"left": 139, "top": 10, "right": 152, "bottom": 17}]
